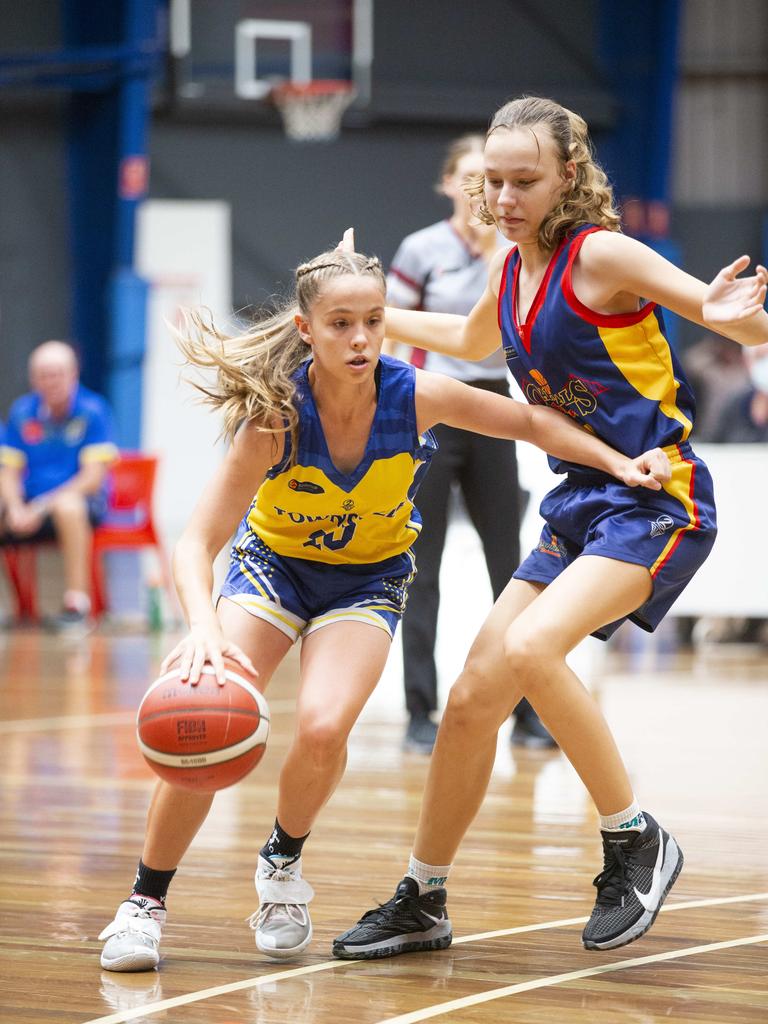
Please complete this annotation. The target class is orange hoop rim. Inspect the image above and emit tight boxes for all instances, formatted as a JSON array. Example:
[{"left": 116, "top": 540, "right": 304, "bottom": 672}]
[{"left": 270, "top": 79, "right": 356, "bottom": 100}]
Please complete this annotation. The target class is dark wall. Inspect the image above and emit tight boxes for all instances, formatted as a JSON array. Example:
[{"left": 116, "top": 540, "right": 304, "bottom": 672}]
[
  {"left": 149, "top": 120, "right": 467, "bottom": 314},
  {"left": 0, "top": 107, "right": 70, "bottom": 415}
]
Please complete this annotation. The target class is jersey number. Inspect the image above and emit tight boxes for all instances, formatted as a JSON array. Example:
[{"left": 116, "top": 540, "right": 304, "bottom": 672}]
[{"left": 303, "top": 520, "right": 358, "bottom": 552}]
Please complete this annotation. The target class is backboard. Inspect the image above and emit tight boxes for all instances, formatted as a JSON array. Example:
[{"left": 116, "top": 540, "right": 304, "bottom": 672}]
[{"left": 169, "top": 0, "right": 372, "bottom": 113}]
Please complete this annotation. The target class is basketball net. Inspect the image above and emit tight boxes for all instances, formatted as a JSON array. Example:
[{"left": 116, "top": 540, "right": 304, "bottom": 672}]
[{"left": 271, "top": 80, "right": 357, "bottom": 142}]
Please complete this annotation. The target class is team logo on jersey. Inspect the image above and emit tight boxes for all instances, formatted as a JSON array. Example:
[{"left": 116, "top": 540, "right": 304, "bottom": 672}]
[
  {"left": 649, "top": 514, "right": 675, "bottom": 538},
  {"left": 341, "top": 498, "right": 355, "bottom": 511},
  {"left": 64, "top": 416, "right": 87, "bottom": 445},
  {"left": 288, "top": 478, "right": 325, "bottom": 494},
  {"left": 525, "top": 369, "right": 598, "bottom": 419},
  {"left": 21, "top": 420, "right": 45, "bottom": 444},
  {"left": 538, "top": 533, "right": 566, "bottom": 558},
  {"left": 568, "top": 373, "right": 609, "bottom": 397}
]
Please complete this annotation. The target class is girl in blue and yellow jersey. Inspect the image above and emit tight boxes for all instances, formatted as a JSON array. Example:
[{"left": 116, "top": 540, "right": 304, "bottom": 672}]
[
  {"left": 334, "top": 96, "right": 768, "bottom": 963},
  {"left": 99, "top": 243, "right": 671, "bottom": 973}
]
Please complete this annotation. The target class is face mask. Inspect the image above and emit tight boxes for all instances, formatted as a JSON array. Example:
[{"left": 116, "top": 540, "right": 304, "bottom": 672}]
[{"left": 749, "top": 357, "right": 768, "bottom": 394}]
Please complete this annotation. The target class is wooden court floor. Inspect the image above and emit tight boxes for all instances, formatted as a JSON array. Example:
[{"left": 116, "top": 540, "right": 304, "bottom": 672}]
[{"left": 1, "top": 626, "right": 767, "bottom": 1023}]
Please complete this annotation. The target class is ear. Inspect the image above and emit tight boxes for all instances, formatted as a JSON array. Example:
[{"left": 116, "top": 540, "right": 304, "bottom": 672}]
[
  {"left": 294, "top": 313, "right": 312, "bottom": 346},
  {"left": 563, "top": 159, "right": 577, "bottom": 188},
  {"left": 439, "top": 172, "right": 455, "bottom": 198}
]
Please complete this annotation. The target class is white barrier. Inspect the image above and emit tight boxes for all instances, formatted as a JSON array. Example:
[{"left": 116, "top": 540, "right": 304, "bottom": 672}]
[{"left": 517, "top": 441, "right": 768, "bottom": 618}]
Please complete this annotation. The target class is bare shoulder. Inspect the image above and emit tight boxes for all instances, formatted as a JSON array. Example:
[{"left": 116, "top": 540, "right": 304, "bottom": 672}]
[
  {"left": 232, "top": 416, "right": 286, "bottom": 463},
  {"left": 579, "top": 229, "right": 643, "bottom": 269},
  {"left": 488, "top": 245, "right": 516, "bottom": 297}
]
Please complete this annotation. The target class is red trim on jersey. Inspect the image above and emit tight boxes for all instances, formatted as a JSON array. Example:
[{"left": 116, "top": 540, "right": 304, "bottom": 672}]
[
  {"left": 562, "top": 226, "right": 657, "bottom": 327},
  {"left": 446, "top": 219, "right": 483, "bottom": 259},
  {"left": 497, "top": 247, "right": 516, "bottom": 330},
  {"left": 512, "top": 236, "right": 569, "bottom": 354},
  {"left": 389, "top": 266, "right": 423, "bottom": 294},
  {"left": 651, "top": 444, "right": 701, "bottom": 578}
]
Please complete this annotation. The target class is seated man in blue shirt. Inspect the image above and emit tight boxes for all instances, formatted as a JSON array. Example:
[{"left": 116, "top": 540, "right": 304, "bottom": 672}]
[{"left": 0, "top": 340, "right": 117, "bottom": 629}]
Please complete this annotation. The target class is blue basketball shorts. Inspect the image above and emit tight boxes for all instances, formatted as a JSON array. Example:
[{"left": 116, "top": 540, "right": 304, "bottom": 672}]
[
  {"left": 514, "top": 442, "right": 717, "bottom": 639},
  {"left": 219, "top": 525, "right": 417, "bottom": 643}
]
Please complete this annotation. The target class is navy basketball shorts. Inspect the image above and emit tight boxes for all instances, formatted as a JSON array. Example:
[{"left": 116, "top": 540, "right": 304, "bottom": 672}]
[
  {"left": 514, "top": 442, "right": 717, "bottom": 639},
  {"left": 219, "top": 527, "right": 417, "bottom": 642}
]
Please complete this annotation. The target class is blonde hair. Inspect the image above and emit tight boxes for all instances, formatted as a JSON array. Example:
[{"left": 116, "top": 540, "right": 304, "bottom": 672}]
[
  {"left": 436, "top": 133, "right": 485, "bottom": 192},
  {"left": 175, "top": 249, "right": 386, "bottom": 456},
  {"left": 468, "top": 95, "right": 621, "bottom": 249}
]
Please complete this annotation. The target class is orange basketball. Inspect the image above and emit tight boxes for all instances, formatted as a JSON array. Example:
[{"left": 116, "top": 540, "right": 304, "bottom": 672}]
[{"left": 136, "top": 658, "right": 270, "bottom": 792}]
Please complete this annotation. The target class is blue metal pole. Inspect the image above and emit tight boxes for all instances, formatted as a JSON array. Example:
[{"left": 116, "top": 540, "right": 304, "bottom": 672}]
[{"left": 108, "top": 0, "right": 158, "bottom": 449}]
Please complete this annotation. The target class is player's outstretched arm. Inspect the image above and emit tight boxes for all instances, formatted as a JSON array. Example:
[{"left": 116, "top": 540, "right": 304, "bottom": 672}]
[
  {"left": 579, "top": 231, "right": 768, "bottom": 347},
  {"left": 702, "top": 256, "right": 768, "bottom": 345},
  {"left": 161, "top": 419, "right": 280, "bottom": 685},
  {"left": 416, "top": 373, "right": 670, "bottom": 490},
  {"left": 384, "top": 246, "right": 510, "bottom": 360}
]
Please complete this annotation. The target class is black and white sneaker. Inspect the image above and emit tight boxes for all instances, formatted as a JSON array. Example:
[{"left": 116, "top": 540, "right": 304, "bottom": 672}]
[
  {"left": 582, "top": 812, "right": 684, "bottom": 950},
  {"left": 332, "top": 877, "right": 452, "bottom": 960}
]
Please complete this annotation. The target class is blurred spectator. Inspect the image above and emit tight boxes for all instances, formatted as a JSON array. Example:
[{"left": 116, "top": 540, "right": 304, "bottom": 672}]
[
  {"left": 710, "top": 342, "right": 768, "bottom": 443},
  {"left": 696, "top": 342, "right": 768, "bottom": 646},
  {"left": 0, "top": 340, "right": 117, "bottom": 631},
  {"left": 682, "top": 332, "right": 750, "bottom": 441},
  {"left": 386, "top": 134, "right": 555, "bottom": 753}
]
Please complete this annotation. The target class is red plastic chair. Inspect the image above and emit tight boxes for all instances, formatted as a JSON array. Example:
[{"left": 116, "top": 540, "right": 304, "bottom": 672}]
[
  {"left": 2, "top": 544, "right": 40, "bottom": 620},
  {"left": 90, "top": 453, "right": 176, "bottom": 618},
  {"left": 2, "top": 452, "right": 176, "bottom": 622}
]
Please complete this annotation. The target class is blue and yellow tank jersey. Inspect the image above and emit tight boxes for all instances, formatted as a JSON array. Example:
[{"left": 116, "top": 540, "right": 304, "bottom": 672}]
[
  {"left": 245, "top": 355, "right": 437, "bottom": 565},
  {"left": 498, "top": 224, "right": 696, "bottom": 474}
]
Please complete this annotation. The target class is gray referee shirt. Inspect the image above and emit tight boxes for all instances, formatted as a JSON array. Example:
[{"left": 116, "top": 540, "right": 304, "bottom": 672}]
[{"left": 386, "top": 219, "right": 508, "bottom": 383}]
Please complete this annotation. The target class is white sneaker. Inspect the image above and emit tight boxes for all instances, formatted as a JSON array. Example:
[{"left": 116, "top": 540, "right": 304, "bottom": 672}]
[
  {"left": 99, "top": 898, "right": 166, "bottom": 972},
  {"left": 249, "top": 855, "right": 314, "bottom": 959}
]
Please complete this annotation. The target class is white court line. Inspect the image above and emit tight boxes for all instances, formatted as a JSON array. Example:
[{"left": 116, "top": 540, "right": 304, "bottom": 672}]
[
  {"left": 375, "top": 933, "right": 768, "bottom": 1024},
  {"left": 80, "top": 891, "right": 768, "bottom": 1024},
  {"left": 0, "top": 700, "right": 298, "bottom": 734},
  {"left": 451, "top": 889, "right": 768, "bottom": 943}
]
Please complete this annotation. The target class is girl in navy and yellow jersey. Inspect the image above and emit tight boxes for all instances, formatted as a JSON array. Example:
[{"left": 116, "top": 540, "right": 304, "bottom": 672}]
[
  {"left": 98, "top": 243, "right": 670, "bottom": 972},
  {"left": 334, "top": 96, "right": 768, "bottom": 961}
]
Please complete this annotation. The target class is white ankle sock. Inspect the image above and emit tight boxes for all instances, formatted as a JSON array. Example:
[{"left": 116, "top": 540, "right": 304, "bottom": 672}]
[
  {"left": 64, "top": 589, "right": 91, "bottom": 614},
  {"left": 407, "top": 853, "right": 451, "bottom": 894},
  {"left": 599, "top": 798, "right": 647, "bottom": 834}
]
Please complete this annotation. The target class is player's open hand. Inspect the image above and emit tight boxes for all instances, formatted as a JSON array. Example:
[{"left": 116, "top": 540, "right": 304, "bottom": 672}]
[
  {"left": 618, "top": 447, "right": 671, "bottom": 491},
  {"left": 160, "top": 626, "right": 257, "bottom": 686},
  {"left": 703, "top": 256, "right": 768, "bottom": 328}
]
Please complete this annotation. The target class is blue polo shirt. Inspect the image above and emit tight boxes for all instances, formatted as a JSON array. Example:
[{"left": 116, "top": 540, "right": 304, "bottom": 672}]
[{"left": 0, "top": 385, "right": 117, "bottom": 500}]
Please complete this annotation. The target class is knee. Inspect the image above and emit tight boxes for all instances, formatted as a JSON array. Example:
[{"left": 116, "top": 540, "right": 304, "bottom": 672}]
[
  {"left": 49, "top": 490, "right": 87, "bottom": 521},
  {"left": 441, "top": 661, "right": 510, "bottom": 735},
  {"left": 295, "top": 713, "right": 347, "bottom": 767},
  {"left": 502, "top": 627, "right": 563, "bottom": 695}
]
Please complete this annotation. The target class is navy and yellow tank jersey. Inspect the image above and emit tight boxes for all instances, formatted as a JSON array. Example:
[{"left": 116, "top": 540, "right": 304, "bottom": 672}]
[
  {"left": 245, "top": 355, "right": 437, "bottom": 565},
  {"left": 498, "top": 223, "right": 696, "bottom": 474}
]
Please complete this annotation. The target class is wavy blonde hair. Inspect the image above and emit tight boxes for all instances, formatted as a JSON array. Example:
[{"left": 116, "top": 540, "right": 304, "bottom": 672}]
[
  {"left": 175, "top": 249, "right": 386, "bottom": 458},
  {"left": 468, "top": 95, "right": 621, "bottom": 250}
]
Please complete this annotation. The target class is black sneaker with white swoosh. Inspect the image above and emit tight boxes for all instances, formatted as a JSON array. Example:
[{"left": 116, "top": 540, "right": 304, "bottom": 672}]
[
  {"left": 332, "top": 876, "right": 452, "bottom": 959},
  {"left": 582, "top": 812, "right": 684, "bottom": 950}
]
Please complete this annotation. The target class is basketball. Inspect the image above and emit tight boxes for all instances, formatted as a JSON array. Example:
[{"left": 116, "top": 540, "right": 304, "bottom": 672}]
[{"left": 136, "top": 658, "right": 270, "bottom": 792}]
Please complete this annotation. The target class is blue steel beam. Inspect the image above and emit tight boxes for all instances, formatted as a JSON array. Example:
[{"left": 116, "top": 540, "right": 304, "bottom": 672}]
[{"left": 64, "top": 0, "right": 163, "bottom": 447}]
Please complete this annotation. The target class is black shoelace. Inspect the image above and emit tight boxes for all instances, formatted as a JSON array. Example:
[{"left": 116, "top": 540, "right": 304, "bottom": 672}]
[{"left": 592, "top": 844, "right": 631, "bottom": 907}]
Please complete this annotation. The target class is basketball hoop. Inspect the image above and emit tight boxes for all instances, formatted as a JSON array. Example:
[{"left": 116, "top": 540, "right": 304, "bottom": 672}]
[{"left": 271, "top": 80, "right": 357, "bottom": 142}]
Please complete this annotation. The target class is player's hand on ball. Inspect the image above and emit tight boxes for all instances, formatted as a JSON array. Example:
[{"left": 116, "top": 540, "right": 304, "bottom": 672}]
[
  {"left": 619, "top": 447, "right": 671, "bottom": 491},
  {"left": 161, "top": 626, "right": 258, "bottom": 686}
]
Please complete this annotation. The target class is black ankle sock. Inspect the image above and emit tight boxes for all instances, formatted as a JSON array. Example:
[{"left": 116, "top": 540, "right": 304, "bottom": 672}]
[
  {"left": 260, "top": 818, "right": 310, "bottom": 863},
  {"left": 131, "top": 860, "right": 177, "bottom": 904}
]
